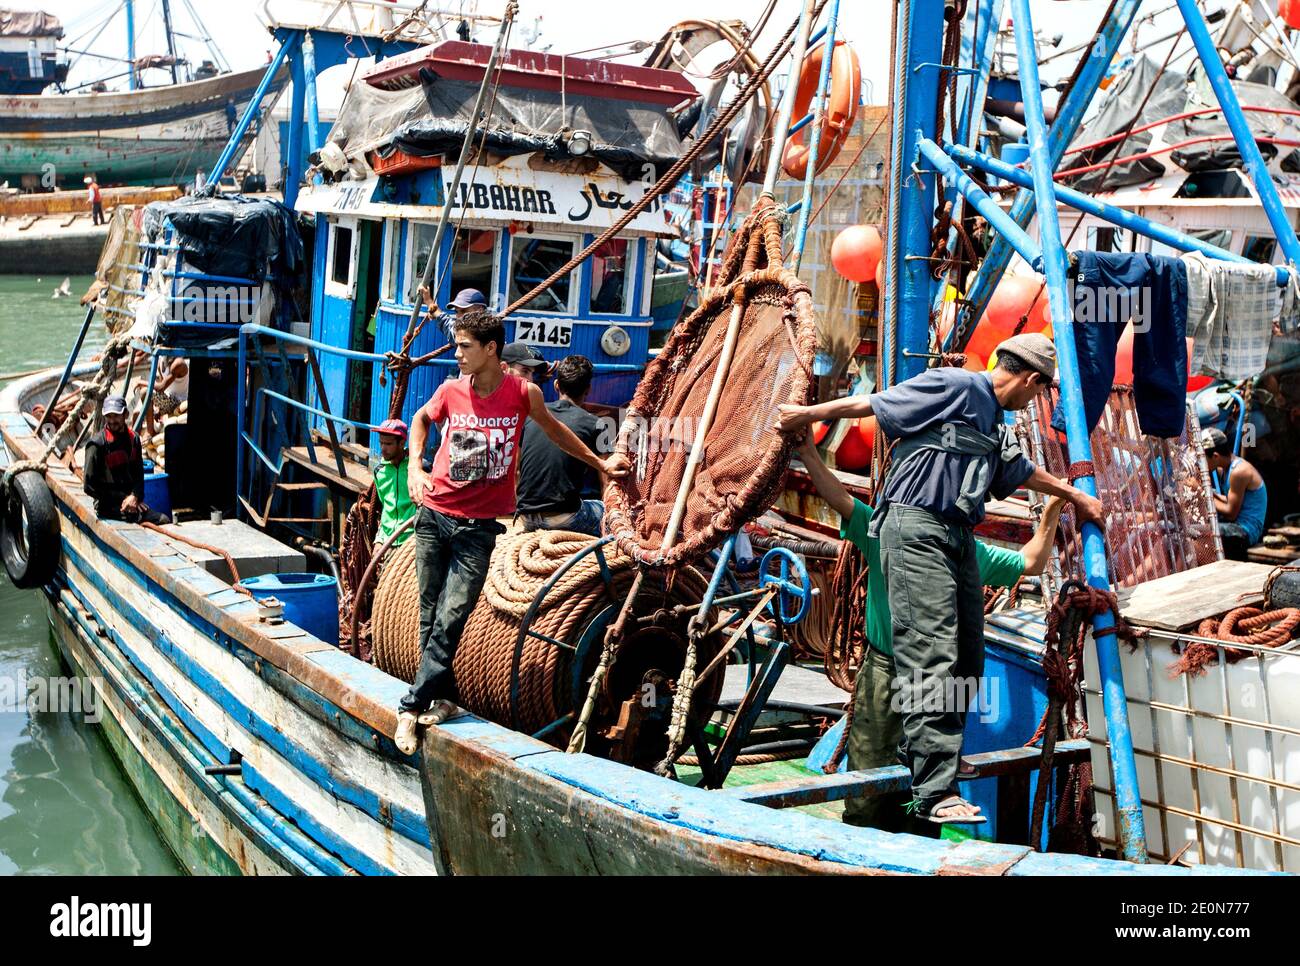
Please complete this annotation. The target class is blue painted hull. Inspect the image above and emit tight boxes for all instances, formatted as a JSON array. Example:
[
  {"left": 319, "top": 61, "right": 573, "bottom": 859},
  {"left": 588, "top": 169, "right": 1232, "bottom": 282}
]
[{"left": 1, "top": 372, "right": 1265, "bottom": 876}]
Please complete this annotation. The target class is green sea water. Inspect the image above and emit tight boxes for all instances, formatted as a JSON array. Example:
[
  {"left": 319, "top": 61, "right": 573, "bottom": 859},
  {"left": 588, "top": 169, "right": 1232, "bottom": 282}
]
[{"left": 0, "top": 274, "right": 181, "bottom": 875}]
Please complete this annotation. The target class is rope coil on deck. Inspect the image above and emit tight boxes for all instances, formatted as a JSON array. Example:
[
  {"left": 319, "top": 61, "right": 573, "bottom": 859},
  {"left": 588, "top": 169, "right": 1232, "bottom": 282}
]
[
  {"left": 370, "top": 529, "right": 721, "bottom": 739},
  {"left": 1170, "top": 606, "right": 1300, "bottom": 677}
]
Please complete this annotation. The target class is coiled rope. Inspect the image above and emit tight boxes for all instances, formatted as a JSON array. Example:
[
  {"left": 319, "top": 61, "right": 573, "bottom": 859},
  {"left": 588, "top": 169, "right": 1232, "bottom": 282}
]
[
  {"left": 371, "top": 529, "right": 717, "bottom": 738},
  {"left": 1170, "top": 606, "right": 1300, "bottom": 677}
]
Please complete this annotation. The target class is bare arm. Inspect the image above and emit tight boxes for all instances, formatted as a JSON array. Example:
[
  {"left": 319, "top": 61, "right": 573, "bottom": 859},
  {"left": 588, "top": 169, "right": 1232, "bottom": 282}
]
[
  {"left": 1023, "top": 466, "right": 1104, "bottom": 528},
  {"left": 1018, "top": 496, "right": 1065, "bottom": 577},
  {"left": 528, "top": 384, "right": 629, "bottom": 477},
  {"left": 1217, "top": 469, "right": 1249, "bottom": 520},
  {"left": 407, "top": 405, "right": 432, "bottom": 504},
  {"left": 796, "top": 437, "right": 856, "bottom": 520},
  {"left": 777, "top": 395, "right": 873, "bottom": 433}
]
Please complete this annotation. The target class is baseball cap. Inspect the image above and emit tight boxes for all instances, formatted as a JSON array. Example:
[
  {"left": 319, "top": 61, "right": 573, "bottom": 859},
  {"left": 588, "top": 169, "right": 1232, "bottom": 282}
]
[
  {"left": 449, "top": 288, "right": 487, "bottom": 309},
  {"left": 501, "top": 343, "right": 548, "bottom": 369},
  {"left": 377, "top": 418, "right": 408, "bottom": 440},
  {"left": 1199, "top": 427, "right": 1228, "bottom": 452},
  {"left": 102, "top": 394, "right": 127, "bottom": 415}
]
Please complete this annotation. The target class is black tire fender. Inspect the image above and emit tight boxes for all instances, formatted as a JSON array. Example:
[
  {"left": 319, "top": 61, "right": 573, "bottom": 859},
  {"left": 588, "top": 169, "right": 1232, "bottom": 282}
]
[{"left": 1, "top": 470, "right": 61, "bottom": 589}]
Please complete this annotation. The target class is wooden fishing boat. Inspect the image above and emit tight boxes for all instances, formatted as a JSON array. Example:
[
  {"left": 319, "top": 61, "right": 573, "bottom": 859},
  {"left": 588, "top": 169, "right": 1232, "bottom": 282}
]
[{"left": 0, "top": 0, "right": 1294, "bottom": 878}]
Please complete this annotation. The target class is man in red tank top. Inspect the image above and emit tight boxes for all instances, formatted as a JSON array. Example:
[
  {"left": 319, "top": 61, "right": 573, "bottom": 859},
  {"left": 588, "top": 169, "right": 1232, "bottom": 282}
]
[{"left": 393, "top": 311, "right": 629, "bottom": 753}]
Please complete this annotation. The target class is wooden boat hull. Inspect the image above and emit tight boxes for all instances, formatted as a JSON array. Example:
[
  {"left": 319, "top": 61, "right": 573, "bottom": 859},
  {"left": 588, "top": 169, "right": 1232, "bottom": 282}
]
[
  {"left": 0, "top": 67, "right": 286, "bottom": 186},
  {"left": 0, "top": 370, "right": 1254, "bottom": 876}
]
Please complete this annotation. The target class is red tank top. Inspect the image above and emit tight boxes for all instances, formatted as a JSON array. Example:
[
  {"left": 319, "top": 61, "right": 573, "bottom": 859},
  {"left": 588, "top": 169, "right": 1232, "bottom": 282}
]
[{"left": 422, "top": 372, "right": 531, "bottom": 518}]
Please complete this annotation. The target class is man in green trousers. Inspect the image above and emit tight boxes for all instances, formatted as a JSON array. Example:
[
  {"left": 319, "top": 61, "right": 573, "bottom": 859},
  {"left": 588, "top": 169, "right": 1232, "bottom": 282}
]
[
  {"left": 796, "top": 434, "right": 1065, "bottom": 829},
  {"left": 778, "top": 333, "right": 1103, "bottom": 824}
]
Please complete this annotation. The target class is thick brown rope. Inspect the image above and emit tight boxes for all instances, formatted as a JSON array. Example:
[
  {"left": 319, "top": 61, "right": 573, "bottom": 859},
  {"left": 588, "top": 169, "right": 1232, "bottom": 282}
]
[{"left": 1170, "top": 606, "right": 1300, "bottom": 677}]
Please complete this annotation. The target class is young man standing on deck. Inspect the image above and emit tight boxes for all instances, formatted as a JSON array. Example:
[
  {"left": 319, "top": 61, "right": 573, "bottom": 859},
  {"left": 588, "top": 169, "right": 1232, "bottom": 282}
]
[
  {"left": 393, "top": 312, "right": 630, "bottom": 754},
  {"left": 516, "top": 354, "right": 605, "bottom": 537},
  {"left": 778, "top": 333, "right": 1104, "bottom": 824},
  {"left": 372, "top": 419, "right": 416, "bottom": 550},
  {"left": 796, "top": 434, "right": 1065, "bottom": 830}
]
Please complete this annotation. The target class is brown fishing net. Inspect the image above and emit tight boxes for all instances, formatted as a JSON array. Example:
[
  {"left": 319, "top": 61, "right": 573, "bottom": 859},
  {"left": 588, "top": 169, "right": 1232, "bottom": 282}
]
[
  {"left": 1018, "top": 386, "right": 1222, "bottom": 598},
  {"left": 604, "top": 204, "right": 819, "bottom": 568}
]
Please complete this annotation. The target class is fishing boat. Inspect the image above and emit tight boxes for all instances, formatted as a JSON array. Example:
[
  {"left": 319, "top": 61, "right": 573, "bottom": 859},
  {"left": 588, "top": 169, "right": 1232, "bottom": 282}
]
[
  {"left": 0, "top": 0, "right": 301, "bottom": 189},
  {"left": 0, "top": 0, "right": 1296, "bottom": 877}
]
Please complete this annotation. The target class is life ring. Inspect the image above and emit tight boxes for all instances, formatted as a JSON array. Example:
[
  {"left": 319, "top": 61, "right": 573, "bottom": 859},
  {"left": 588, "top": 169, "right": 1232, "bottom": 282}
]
[
  {"left": 2, "top": 470, "right": 60, "bottom": 589},
  {"left": 781, "top": 40, "right": 862, "bottom": 180}
]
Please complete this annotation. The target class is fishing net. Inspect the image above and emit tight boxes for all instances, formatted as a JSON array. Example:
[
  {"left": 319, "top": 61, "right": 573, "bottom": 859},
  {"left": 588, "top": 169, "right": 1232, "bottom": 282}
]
[
  {"left": 1019, "top": 386, "right": 1222, "bottom": 598},
  {"left": 604, "top": 205, "right": 819, "bottom": 568}
]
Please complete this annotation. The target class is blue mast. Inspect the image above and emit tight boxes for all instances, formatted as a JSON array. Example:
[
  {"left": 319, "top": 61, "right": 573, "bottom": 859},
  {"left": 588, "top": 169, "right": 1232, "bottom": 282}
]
[
  {"left": 882, "top": 0, "right": 947, "bottom": 388},
  {"left": 125, "top": 0, "right": 136, "bottom": 91},
  {"left": 1008, "top": 0, "right": 1148, "bottom": 863}
]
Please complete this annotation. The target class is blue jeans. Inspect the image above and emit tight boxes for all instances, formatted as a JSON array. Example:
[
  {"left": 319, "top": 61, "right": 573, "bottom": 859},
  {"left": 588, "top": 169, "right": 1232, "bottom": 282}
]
[
  {"left": 520, "top": 499, "right": 604, "bottom": 538},
  {"left": 398, "top": 506, "right": 503, "bottom": 712}
]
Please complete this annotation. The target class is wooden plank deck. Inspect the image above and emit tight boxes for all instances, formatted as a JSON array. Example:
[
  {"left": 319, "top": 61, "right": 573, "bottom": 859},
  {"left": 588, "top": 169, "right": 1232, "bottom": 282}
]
[{"left": 1114, "top": 559, "right": 1274, "bottom": 631}]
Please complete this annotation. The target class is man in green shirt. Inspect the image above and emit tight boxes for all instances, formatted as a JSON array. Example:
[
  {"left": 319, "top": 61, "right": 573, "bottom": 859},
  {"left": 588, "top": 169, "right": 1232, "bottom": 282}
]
[
  {"left": 373, "top": 418, "right": 416, "bottom": 548},
  {"left": 796, "top": 436, "right": 1065, "bottom": 829}
]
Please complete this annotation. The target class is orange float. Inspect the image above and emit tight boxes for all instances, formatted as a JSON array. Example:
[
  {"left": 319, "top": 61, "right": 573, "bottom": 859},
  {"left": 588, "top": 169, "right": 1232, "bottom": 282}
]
[
  {"left": 831, "top": 225, "right": 882, "bottom": 283},
  {"left": 781, "top": 40, "right": 862, "bottom": 179},
  {"left": 1283, "top": 0, "right": 1300, "bottom": 30},
  {"left": 834, "top": 416, "right": 876, "bottom": 471}
]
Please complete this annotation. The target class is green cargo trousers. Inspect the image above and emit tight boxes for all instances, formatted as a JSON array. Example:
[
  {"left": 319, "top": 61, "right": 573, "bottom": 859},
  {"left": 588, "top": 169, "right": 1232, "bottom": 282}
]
[
  {"left": 843, "top": 645, "right": 910, "bottom": 831},
  {"left": 876, "top": 503, "right": 985, "bottom": 813}
]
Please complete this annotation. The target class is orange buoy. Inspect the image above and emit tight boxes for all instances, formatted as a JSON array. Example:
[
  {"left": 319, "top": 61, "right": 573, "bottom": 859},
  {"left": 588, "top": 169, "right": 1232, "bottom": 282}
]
[
  {"left": 831, "top": 225, "right": 882, "bottom": 283},
  {"left": 834, "top": 416, "right": 876, "bottom": 471},
  {"left": 1283, "top": 0, "right": 1300, "bottom": 30},
  {"left": 781, "top": 41, "right": 862, "bottom": 179}
]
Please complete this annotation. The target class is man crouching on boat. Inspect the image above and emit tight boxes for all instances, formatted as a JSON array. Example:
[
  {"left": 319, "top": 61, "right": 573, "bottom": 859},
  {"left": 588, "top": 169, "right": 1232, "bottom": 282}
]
[
  {"left": 83, "top": 394, "right": 170, "bottom": 526},
  {"left": 777, "top": 334, "right": 1103, "bottom": 825},
  {"left": 393, "top": 311, "right": 630, "bottom": 754}
]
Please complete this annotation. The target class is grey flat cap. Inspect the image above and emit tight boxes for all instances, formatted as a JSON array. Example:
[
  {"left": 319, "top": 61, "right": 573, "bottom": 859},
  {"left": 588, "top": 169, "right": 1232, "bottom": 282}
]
[
  {"left": 996, "top": 332, "right": 1056, "bottom": 378},
  {"left": 1199, "top": 427, "right": 1228, "bottom": 452}
]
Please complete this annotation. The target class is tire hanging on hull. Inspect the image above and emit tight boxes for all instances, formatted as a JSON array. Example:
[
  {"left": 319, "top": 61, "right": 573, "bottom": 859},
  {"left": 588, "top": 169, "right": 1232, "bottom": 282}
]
[{"left": 2, "top": 469, "right": 60, "bottom": 589}]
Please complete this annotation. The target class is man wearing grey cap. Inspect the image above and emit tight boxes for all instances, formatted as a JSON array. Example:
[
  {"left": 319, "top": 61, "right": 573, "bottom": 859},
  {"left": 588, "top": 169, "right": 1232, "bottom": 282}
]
[
  {"left": 83, "top": 395, "right": 170, "bottom": 525},
  {"left": 778, "top": 332, "right": 1103, "bottom": 825}
]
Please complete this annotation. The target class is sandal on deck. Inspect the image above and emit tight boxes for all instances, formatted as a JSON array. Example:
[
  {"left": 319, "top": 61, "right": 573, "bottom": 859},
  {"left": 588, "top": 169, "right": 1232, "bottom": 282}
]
[{"left": 925, "top": 795, "right": 987, "bottom": 825}]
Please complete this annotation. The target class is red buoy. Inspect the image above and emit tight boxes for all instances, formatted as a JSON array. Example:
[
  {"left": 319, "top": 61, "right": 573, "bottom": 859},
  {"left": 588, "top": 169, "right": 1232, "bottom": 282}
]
[{"left": 831, "top": 225, "right": 883, "bottom": 283}]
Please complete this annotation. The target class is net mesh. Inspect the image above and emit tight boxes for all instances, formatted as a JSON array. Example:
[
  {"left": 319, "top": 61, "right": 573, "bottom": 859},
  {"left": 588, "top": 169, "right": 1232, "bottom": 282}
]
[
  {"left": 1019, "top": 386, "right": 1223, "bottom": 599},
  {"left": 604, "top": 205, "right": 819, "bottom": 568}
]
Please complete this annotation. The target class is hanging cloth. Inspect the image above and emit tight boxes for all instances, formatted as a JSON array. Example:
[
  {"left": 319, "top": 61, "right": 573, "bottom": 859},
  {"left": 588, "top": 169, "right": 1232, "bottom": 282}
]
[
  {"left": 1050, "top": 251, "right": 1187, "bottom": 438},
  {"left": 1183, "top": 252, "right": 1299, "bottom": 382}
]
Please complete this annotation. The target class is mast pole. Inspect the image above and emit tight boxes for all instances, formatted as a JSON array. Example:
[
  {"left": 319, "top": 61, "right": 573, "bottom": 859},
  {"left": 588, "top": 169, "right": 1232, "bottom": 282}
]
[{"left": 126, "top": 0, "right": 136, "bottom": 90}]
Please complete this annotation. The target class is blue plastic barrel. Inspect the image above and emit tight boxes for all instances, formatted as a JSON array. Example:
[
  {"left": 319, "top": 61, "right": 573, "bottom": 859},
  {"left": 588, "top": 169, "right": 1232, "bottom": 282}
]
[
  {"left": 141, "top": 460, "right": 171, "bottom": 519},
  {"left": 240, "top": 572, "right": 339, "bottom": 645},
  {"left": 998, "top": 142, "right": 1030, "bottom": 186}
]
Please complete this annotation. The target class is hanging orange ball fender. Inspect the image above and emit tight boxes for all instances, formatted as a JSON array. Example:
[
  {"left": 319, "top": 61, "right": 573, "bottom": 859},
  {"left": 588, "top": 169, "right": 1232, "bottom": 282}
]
[{"left": 781, "top": 40, "right": 862, "bottom": 180}]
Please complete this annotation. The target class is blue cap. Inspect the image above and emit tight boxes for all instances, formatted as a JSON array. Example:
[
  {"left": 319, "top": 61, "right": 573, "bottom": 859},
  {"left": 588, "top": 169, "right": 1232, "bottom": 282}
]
[{"left": 450, "top": 288, "right": 487, "bottom": 309}]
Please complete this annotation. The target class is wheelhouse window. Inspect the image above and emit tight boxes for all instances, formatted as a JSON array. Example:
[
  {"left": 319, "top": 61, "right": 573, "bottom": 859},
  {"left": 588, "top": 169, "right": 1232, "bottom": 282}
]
[
  {"left": 381, "top": 220, "right": 401, "bottom": 303},
  {"left": 405, "top": 221, "right": 439, "bottom": 304},
  {"left": 1243, "top": 235, "right": 1278, "bottom": 264},
  {"left": 448, "top": 228, "right": 498, "bottom": 306},
  {"left": 325, "top": 221, "right": 355, "bottom": 297},
  {"left": 508, "top": 234, "right": 577, "bottom": 314},
  {"left": 589, "top": 237, "right": 632, "bottom": 315}
]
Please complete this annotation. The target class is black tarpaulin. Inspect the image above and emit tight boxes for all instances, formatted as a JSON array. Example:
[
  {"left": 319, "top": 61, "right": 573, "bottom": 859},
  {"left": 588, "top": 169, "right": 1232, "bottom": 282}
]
[
  {"left": 328, "top": 70, "right": 689, "bottom": 183},
  {"left": 142, "top": 194, "right": 303, "bottom": 282}
]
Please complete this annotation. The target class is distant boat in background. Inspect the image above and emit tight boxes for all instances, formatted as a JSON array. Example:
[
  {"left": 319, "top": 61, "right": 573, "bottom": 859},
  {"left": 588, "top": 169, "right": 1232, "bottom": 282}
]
[
  {"left": 0, "top": 63, "right": 287, "bottom": 188},
  {"left": 0, "top": 8, "right": 67, "bottom": 95},
  {"left": 0, "top": 3, "right": 284, "bottom": 189}
]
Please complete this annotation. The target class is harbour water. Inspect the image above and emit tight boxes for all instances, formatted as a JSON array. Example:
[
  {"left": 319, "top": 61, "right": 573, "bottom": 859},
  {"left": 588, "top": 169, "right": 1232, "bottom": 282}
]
[{"left": 0, "top": 275, "right": 179, "bottom": 875}]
